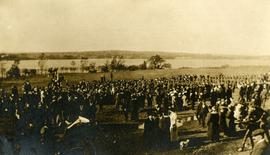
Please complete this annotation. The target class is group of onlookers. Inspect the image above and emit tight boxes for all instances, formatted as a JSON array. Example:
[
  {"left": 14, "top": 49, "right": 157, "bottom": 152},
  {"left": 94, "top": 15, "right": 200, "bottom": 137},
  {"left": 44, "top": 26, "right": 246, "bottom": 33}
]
[
  {"left": 143, "top": 73, "right": 270, "bottom": 151},
  {"left": 0, "top": 72, "right": 270, "bottom": 152}
]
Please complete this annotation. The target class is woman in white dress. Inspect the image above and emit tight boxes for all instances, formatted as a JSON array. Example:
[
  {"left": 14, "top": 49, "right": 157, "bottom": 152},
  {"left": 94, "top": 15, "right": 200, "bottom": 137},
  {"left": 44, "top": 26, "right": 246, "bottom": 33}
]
[{"left": 169, "top": 110, "right": 178, "bottom": 142}]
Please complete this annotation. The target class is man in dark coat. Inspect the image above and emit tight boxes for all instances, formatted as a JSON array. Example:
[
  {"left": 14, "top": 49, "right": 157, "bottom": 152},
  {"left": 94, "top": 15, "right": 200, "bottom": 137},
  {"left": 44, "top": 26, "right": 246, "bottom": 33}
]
[
  {"left": 190, "top": 90, "right": 197, "bottom": 110},
  {"left": 207, "top": 106, "right": 220, "bottom": 142},
  {"left": 11, "top": 85, "right": 19, "bottom": 101},
  {"left": 131, "top": 93, "right": 139, "bottom": 121},
  {"left": 219, "top": 106, "right": 229, "bottom": 136},
  {"left": 196, "top": 101, "right": 208, "bottom": 128},
  {"left": 159, "top": 110, "right": 171, "bottom": 149},
  {"left": 146, "top": 92, "right": 153, "bottom": 107},
  {"left": 226, "top": 105, "right": 236, "bottom": 137},
  {"left": 143, "top": 113, "right": 155, "bottom": 150}
]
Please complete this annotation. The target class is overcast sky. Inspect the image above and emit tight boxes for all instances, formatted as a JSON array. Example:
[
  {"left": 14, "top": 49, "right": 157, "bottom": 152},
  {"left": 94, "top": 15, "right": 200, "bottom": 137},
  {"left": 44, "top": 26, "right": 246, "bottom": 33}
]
[{"left": 0, "top": 0, "right": 270, "bottom": 55}]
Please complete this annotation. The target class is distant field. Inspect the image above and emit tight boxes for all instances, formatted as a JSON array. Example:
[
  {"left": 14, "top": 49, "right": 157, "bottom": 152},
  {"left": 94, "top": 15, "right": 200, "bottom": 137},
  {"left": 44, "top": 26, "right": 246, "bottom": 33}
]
[{"left": 1, "top": 66, "right": 269, "bottom": 93}]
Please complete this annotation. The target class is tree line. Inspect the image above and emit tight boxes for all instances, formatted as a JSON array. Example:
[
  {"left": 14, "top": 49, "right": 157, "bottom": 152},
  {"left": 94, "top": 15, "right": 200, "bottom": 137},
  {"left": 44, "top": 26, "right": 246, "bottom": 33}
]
[{"left": 2, "top": 54, "right": 171, "bottom": 79}]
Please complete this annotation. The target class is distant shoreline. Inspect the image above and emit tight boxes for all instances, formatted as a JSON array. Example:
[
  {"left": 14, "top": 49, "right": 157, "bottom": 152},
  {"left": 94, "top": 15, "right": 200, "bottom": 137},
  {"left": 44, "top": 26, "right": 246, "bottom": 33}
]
[{"left": 1, "top": 50, "right": 269, "bottom": 61}]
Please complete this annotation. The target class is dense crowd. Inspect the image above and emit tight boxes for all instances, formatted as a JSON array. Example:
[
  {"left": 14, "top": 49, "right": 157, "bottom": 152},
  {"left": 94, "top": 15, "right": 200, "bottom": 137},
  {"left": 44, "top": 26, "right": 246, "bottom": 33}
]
[
  {"left": 142, "top": 73, "right": 270, "bottom": 151},
  {"left": 0, "top": 73, "right": 269, "bottom": 152}
]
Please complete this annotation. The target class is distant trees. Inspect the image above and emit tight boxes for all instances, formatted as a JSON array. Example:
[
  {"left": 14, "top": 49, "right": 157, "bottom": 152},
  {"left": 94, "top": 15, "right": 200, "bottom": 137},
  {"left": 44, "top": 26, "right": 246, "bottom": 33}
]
[
  {"left": 1, "top": 54, "right": 172, "bottom": 77},
  {"left": 110, "top": 56, "right": 126, "bottom": 71},
  {"left": 22, "top": 69, "right": 37, "bottom": 77},
  {"left": 147, "top": 55, "right": 171, "bottom": 69},
  {"left": 80, "top": 57, "right": 88, "bottom": 72},
  {"left": 99, "top": 56, "right": 126, "bottom": 72},
  {"left": 77, "top": 54, "right": 171, "bottom": 73},
  {"left": 97, "top": 55, "right": 171, "bottom": 72},
  {"left": 71, "top": 60, "right": 76, "bottom": 67},
  {"left": 38, "top": 53, "right": 47, "bottom": 75},
  {"left": 99, "top": 60, "right": 110, "bottom": 72},
  {"left": 0, "top": 61, "right": 6, "bottom": 77},
  {"left": 70, "top": 61, "right": 77, "bottom": 72},
  {"left": 86, "top": 62, "right": 97, "bottom": 73},
  {"left": 48, "top": 68, "right": 58, "bottom": 78},
  {"left": 127, "top": 65, "right": 139, "bottom": 71},
  {"left": 80, "top": 57, "right": 97, "bottom": 73},
  {"left": 161, "top": 63, "right": 172, "bottom": 69},
  {"left": 139, "top": 61, "right": 147, "bottom": 70},
  {"left": 6, "top": 60, "right": 20, "bottom": 78}
]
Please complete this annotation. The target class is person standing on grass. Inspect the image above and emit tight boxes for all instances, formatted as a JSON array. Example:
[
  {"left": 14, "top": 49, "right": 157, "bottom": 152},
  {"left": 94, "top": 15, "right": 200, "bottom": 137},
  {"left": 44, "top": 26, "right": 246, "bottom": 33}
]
[
  {"left": 260, "top": 85, "right": 268, "bottom": 108},
  {"left": 219, "top": 105, "right": 229, "bottom": 137},
  {"left": 196, "top": 100, "right": 208, "bottom": 128},
  {"left": 11, "top": 85, "right": 19, "bottom": 101},
  {"left": 169, "top": 109, "right": 178, "bottom": 142},
  {"left": 190, "top": 89, "right": 197, "bottom": 110},
  {"left": 131, "top": 92, "right": 139, "bottom": 121},
  {"left": 210, "top": 87, "right": 218, "bottom": 107},
  {"left": 207, "top": 106, "right": 220, "bottom": 142},
  {"left": 159, "top": 110, "right": 171, "bottom": 149},
  {"left": 176, "top": 90, "right": 182, "bottom": 112},
  {"left": 143, "top": 112, "right": 155, "bottom": 150},
  {"left": 226, "top": 105, "right": 236, "bottom": 137},
  {"left": 153, "top": 111, "right": 161, "bottom": 149},
  {"left": 146, "top": 91, "right": 153, "bottom": 108},
  {"left": 182, "top": 91, "right": 188, "bottom": 110},
  {"left": 98, "top": 88, "right": 104, "bottom": 112},
  {"left": 123, "top": 89, "right": 131, "bottom": 121}
]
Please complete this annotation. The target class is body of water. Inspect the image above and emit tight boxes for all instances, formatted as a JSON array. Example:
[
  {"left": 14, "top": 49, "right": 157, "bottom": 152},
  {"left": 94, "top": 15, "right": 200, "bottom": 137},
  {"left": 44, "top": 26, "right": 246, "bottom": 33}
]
[{"left": 0, "top": 58, "right": 269, "bottom": 70}]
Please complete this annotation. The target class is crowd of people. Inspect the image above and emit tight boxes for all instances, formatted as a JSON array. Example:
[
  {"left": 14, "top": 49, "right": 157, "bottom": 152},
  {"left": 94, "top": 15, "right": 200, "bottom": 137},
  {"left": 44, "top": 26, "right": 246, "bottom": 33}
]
[
  {"left": 204, "top": 75, "right": 270, "bottom": 152},
  {"left": 0, "top": 72, "right": 269, "bottom": 152},
  {"left": 142, "top": 73, "right": 270, "bottom": 151}
]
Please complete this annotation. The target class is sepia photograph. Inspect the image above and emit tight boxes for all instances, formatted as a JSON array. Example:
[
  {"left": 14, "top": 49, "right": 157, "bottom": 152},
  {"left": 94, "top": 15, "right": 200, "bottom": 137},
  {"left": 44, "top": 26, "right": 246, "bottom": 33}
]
[{"left": 0, "top": 0, "right": 270, "bottom": 154}]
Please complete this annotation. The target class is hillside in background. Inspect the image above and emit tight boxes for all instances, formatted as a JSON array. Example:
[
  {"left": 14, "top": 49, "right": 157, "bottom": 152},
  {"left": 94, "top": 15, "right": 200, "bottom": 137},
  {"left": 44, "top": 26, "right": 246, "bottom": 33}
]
[{"left": 0, "top": 50, "right": 269, "bottom": 60}]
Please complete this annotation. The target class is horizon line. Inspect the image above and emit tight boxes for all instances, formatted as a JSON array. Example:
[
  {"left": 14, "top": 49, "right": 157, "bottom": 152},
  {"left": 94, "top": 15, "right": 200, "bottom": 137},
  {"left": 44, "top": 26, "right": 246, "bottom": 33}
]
[{"left": 0, "top": 50, "right": 269, "bottom": 57}]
